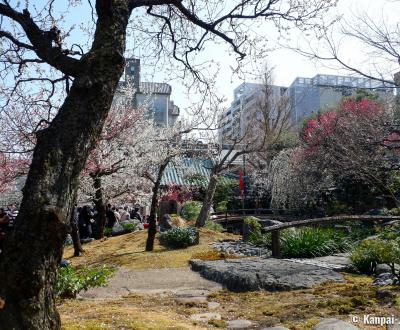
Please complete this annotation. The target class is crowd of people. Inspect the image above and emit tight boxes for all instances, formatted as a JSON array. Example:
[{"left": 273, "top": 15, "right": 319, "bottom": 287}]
[
  {"left": 0, "top": 203, "right": 146, "bottom": 250},
  {"left": 73, "top": 203, "right": 145, "bottom": 239}
]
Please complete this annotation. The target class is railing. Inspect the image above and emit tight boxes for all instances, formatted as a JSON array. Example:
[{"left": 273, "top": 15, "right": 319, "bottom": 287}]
[
  {"left": 261, "top": 215, "right": 400, "bottom": 258},
  {"left": 210, "top": 208, "right": 286, "bottom": 222}
]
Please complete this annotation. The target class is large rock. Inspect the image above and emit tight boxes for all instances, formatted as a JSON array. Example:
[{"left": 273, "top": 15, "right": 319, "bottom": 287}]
[
  {"left": 373, "top": 272, "right": 397, "bottom": 286},
  {"left": 64, "top": 234, "right": 73, "bottom": 246},
  {"left": 190, "top": 258, "right": 344, "bottom": 292},
  {"left": 285, "top": 253, "right": 351, "bottom": 271},
  {"left": 313, "top": 318, "right": 360, "bottom": 330}
]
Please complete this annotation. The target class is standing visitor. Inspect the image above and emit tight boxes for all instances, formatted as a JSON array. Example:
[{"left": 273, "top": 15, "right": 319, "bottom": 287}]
[
  {"left": 120, "top": 206, "right": 130, "bottom": 221},
  {"left": 130, "top": 207, "right": 143, "bottom": 222},
  {"left": 105, "top": 204, "right": 117, "bottom": 229}
]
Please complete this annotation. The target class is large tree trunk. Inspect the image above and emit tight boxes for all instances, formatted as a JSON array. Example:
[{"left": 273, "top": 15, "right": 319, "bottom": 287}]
[
  {"left": 0, "top": 2, "right": 131, "bottom": 329},
  {"left": 70, "top": 192, "right": 84, "bottom": 257},
  {"left": 92, "top": 176, "right": 107, "bottom": 239},
  {"left": 70, "top": 191, "right": 85, "bottom": 257},
  {"left": 70, "top": 218, "right": 84, "bottom": 257},
  {"left": 196, "top": 170, "right": 219, "bottom": 227},
  {"left": 146, "top": 161, "right": 169, "bottom": 251}
]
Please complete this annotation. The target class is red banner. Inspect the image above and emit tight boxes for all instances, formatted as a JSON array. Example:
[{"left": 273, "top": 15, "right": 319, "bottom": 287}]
[{"left": 239, "top": 170, "right": 244, "bottom": 192}]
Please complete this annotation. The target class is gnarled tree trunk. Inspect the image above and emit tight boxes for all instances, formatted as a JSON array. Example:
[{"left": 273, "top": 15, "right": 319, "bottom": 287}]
[
  {"left": 196, "top": 169, "right": 219, "bottom": 227},
  {"left": 146, "top": 160, "right": 169, "bottom": 251},
  {"left": 70, "top": 192, "right": 84, "bottom": 257},
  {"left": 0, "top": 2, "right": 131, "bottom": 329}
]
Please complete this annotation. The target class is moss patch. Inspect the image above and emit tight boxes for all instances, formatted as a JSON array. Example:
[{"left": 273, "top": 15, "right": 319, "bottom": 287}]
[
  {"left": 59, "top": 297, "right": 206, "bottom": 330},
  {"left": 191, "top": 250, "right": 240, "bottom": 261},
  {"left": 207, "top": 274, "right": 400, "bottom": 329},
  {"left": 59, "top": 274, "right": 400, "bottom": 330}
]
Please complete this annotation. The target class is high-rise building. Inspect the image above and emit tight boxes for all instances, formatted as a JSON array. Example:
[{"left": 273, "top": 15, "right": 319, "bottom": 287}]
[
  {"left": 118, "top": 58, "right": 180, "bottom": 126},
  {"left": 219, "top": 74, "right": 395, "bottom": 143},
  {"left": 288, "top": 74, "right": 394, "bottom": 124},
  {"left": 219, "top": 82, "right": 287, "bottom": 145}
]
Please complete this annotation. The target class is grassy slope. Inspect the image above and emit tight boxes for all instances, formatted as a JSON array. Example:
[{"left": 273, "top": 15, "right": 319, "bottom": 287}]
[
  {"left": 63, "top": 229, "right": 236, "bottom": 270},
  {"left": 60, "top": 230, "right": 400, "bottom": 330}
]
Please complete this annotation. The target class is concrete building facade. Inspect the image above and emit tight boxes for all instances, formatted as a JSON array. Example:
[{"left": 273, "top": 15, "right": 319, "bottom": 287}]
[
  {"left": 288, "top": 74, "right": 394, "bottom": 125},
  {"left": 219, "top": 82, "right": 287, "bottom": 144},
  {"left": 119, "top": 58, "right": 180, "bottom": 126}
]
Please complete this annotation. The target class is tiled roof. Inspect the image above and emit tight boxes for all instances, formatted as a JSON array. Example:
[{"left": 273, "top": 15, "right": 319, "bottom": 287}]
[
  {"left": 161, "top": 158, "right": 213, "bottom": 186},
  {"left": 139, "top": 82, "right": 172, "bottom": 95}
]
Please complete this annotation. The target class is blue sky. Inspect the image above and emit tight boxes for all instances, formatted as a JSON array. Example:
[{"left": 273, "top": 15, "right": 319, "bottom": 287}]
[{"left": 16, "top": 0, "right": 400, "bottom": 114}]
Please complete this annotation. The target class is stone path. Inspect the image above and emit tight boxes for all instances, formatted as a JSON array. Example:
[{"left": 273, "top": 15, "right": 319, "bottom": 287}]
[
  {"left": 77, "top": 258, "right": 362, "bottom": 329},
  {"left": 80, "top": 267, "right": 222, "bottom": 299}
]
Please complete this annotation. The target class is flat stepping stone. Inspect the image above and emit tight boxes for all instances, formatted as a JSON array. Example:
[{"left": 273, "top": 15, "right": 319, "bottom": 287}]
[
  {"left": 227, "top": 319, "right": 253, "bottom": 329},
  {"left": 174, "top": 289, "right": 212, "bottom": 297},
  {"left": 190, "top": 258, "right": 344, "bottom": 292},
  {"left": 313, "top": 318, "right": 360, "bottom": 330},
  {"left": 208, "top": 301, "right": 221, "bottom": 309},
  {"left": 175, "top": 296, "right": 207, "bottom": 305},
  {"left": 190, "top": 312, "right": 221, "bottom": 322}
]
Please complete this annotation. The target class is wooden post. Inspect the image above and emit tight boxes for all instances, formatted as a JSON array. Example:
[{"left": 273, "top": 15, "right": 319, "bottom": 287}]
[{"left": 271, "top": 230, "right": 280, "bottom": 258}]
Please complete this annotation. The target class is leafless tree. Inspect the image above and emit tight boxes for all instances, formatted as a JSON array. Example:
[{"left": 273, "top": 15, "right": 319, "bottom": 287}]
[
  {"left": 293, "top": 10, "right": 399, "bottom": 87},
  {"left": 195, "top": 80, "right": 279, "bottom": 226}
]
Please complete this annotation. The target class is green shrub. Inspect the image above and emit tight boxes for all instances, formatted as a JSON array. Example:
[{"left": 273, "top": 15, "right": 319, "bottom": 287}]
[
  {"left": 244, "top": 216, "right": 269, "bottom": 246},
  {"left": 280, "top": 227, "right": 352, "bottom": 258},
  {"left": 55, "top": 265, "right": 115, "bottom": 298},
  {"left": 388, "top": 207, "right": 400, "bottom": 216},
  {"left": 350, "top": 238, "right": 400, "bottom": 279},
  {"left": 159, "top": 226, "right": 199, "bottom": 249},
  {"left": 121, "top": 221, "right": 138, "bottom": 233},
  {"left": 326, "top": 200, "right": 350, "bottom": 216},
  {"left": 181, "top": 201, "right": 202, "bottom": 221},
  {"left": 216, "top": 201, "right": 228, "bottom": 212},
  {"left": 205, "top": 219, "right": 224, "bottom": 232},
  {"left": 350, "top": 239, "right": 380, "bottom": 274},
  {"left": 104, "top": 227, "right": 113, "bottom": 236},
  {"left": 378, "top": 208, "right": 390, "bottom": 216},
  {"left": 344, "top": 221, "right": 376, "bottom": 242}
]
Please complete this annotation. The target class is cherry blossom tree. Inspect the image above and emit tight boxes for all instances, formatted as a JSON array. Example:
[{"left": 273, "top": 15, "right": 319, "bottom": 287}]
[
  {"left": 78, "top": 86, "right": 151, "bottom": 238},
  {"left": 0, "top": 154, "right": 29, "bottom": 194},
  {"left": 267, "top": 96, "right": 399, "bottom": 212}
]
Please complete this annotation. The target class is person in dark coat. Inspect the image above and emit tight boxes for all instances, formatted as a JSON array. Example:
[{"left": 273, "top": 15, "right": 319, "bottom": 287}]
[
  {"left": 105, "top": 204, "right": 117, "bottom": 229},
  {"left": 130, "top": 207, "right": 143, "bottom": 222},
  {"left": 79, "top": 205, "right": 94, "bottom": 239},
  {"left": 159, "top": 214, "right": 173, "bottom": 232}
]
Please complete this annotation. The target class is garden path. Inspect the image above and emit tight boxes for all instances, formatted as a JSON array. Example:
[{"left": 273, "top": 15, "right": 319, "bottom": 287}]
[{"left": 80, "top": 266, "right": 222, "bottom": 299}]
